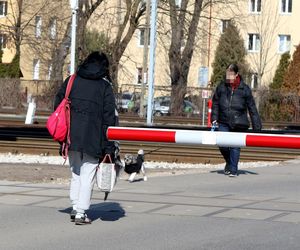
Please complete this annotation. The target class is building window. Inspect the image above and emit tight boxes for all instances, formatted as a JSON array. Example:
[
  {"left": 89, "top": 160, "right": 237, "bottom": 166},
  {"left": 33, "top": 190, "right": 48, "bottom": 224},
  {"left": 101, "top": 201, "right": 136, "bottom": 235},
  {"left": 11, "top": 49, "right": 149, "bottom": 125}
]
[
  {"left": 220, "top": 19, "right": 230, "bottom": 33},
  {"left": 47, "top": 63, "right": 52, "bottom": 80},
  {"left": 35, "top": 16, "right": 42, "bottom": 38},
  {"left": 137, "top": 67, "right": 142, "bottom": 84},
  {"left": 280, "top": 0, "right": 292, "bottom": 13},
  {"left": 49, "top": 18, "right": 56, "bottom": 40},
  {"left": 198, "top": 67, "right": 209, "bottom": 87},
  {"left": 139, "top": 28, "right": 150, "bottom": 46},
  {"left": 0, "top": 1, "right": 7, "bottom": 17},
  {"left": 175, "top": 0, "right": 182, "bottom": 8},
  {"left": 248, "top": 33, "right": 260, "bottom": 52},
  {"left": 278, "top": 35, "right": 291, "bottom": 53},
  {"left": 137, "top": 67, "right": 148, "bottom": 84},
  {"left": 250, "top": 73, "right": 258, "bottom": 89},
  {"left": 249, "top": 0, "right": 261, "bottom": 13},
  {"left": 0, "top": 33, "right": 7, "bottom": 49},
  {"left": 33, "top": 59, "right": 40, "bottom": 80}
]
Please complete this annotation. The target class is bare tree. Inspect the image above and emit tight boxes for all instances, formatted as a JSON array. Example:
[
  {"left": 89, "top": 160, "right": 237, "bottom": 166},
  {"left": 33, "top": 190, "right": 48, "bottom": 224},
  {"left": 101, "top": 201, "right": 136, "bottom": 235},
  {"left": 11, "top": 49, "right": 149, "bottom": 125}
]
[
  {"left": 50, "top": 0, "right": 106, "bottom": 81},
  {"left": 1, "top": 0, "right": 49, "bottom": 67},
  {"left": 107, "top": 1, "right": 145, "bottom": 90},
  {"left": 51, "top": 0, "right": 145, "bottom": 93},
  {"left": 162, "top": 0, "right": 205, "bottom": 115},
  {"left": 87, "top": 1, "right": 146, "bottom": 88},
  {"left": 159, "top": 0, "right": 239, "bottom": 115}
]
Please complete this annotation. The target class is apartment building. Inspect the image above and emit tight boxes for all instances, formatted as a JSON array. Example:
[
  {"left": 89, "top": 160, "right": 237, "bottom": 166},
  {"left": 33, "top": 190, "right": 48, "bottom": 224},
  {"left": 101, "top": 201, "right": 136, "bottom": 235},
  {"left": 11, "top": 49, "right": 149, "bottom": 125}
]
[
  {"left": 1, "top": 0, "right": 299, "bottom": 95},
  {"left": 19, "top": 0, "right": 70, "bottom": 82},
  {"left": 233, "top": 0, "right": 299, "bottom": 87},
  {"left": 0, "top": 0, "right": 15, "bottom": 63},
  {"left": 88, "top": 0, "right": 300, "bottom": 91},
  {"left": 0, "top": 0, "right": 70, "bottom": 95}
]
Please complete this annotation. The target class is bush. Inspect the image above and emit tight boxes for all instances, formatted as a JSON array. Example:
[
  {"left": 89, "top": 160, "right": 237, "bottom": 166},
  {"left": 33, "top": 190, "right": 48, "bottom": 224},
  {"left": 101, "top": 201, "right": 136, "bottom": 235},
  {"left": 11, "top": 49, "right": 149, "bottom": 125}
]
[
  {"left": 259, "top": 87, "right": 299, "bottom": 122},
  {"left": 0, "top": 49, "right": 3, "bottom": 63},
  {"left": 211, "top": 22, "right": 248, "bottom": 86},
  {"left": 0, "top": 54, "right": 21, "bottom": 78},
  {"left": 270, "top": 52, "right": 290, "bottom": 89}
]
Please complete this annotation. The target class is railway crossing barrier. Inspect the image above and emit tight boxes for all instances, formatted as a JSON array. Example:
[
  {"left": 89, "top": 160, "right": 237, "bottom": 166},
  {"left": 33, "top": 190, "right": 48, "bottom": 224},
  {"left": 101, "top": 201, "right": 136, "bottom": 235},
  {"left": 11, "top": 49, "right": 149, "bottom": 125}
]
[{"left": 107, "top": 127, "right": 300, "bottom": 149}]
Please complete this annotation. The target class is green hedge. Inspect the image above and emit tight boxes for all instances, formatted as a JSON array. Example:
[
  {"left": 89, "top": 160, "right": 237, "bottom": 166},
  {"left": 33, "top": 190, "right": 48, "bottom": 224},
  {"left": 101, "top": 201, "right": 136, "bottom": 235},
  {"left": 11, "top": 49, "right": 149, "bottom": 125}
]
[{"left": 0, "top": 54, "right": 21, "bottom": 78}]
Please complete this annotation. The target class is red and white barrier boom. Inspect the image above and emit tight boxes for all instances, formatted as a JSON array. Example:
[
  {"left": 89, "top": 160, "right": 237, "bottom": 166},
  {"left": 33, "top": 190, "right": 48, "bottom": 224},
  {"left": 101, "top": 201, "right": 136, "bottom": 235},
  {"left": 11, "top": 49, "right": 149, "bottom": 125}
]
[{"left": 107, "top": 127, "right": 300, "bottom": 149}]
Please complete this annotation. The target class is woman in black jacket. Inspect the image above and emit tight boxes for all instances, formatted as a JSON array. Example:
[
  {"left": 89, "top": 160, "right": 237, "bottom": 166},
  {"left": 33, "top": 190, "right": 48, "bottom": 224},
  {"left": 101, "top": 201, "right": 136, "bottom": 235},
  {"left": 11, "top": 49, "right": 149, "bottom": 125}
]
[
  {"left": 54, "top": 52, "right": 117, "bottom": 224},
  {"left": 211, "top": 64, "right": 261, "bottom": 177}
]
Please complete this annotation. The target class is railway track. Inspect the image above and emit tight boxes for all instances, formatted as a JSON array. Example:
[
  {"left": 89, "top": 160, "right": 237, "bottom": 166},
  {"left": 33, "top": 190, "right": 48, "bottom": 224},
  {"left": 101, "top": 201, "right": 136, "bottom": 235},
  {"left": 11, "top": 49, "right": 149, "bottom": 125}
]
[
  {"left": 0, "top": 138, "right": 299, "bottom": 164},
  {"left": 0, "top": 127, "right": 299, "bottom": 164},
  {"left": 0, "top": 111, "right": 300, "bottom": 129}
]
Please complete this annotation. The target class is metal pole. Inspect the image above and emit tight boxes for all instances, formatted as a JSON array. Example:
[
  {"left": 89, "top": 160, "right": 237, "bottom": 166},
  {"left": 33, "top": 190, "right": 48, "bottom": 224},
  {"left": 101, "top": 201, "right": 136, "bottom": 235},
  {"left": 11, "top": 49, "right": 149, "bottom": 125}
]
[
  {"left": 202, "top": 98, "right": 205, "bottom": 126},
  {"left": 139, "top": 0, "right": 151, "bottom": 118},
  {"left": 70, "top": 0, "right": 78, "bottom": 74},
  {"left": 207, "top": 0, "right": 212, "bottom": 75},
  {"left": 146, "top": 0, "right": 158, "bottom": 126}
]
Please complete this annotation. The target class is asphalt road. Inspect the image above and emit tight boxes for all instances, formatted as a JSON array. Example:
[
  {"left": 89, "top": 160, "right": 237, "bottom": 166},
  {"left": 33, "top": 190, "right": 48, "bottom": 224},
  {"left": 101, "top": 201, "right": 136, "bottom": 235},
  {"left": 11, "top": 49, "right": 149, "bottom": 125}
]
[{"left": 1, "top": 158, "right": 300, "bottom": 250}]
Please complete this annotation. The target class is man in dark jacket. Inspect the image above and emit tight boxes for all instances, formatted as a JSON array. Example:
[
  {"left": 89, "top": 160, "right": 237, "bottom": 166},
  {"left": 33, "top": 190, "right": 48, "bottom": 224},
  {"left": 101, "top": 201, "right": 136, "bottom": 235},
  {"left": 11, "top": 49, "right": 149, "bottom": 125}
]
[
  {"left": 211, "top": 64, "right": 261, "bottom": 177},
  {"left": 54, "top": 51, "right": 117, "bottom": 224}
]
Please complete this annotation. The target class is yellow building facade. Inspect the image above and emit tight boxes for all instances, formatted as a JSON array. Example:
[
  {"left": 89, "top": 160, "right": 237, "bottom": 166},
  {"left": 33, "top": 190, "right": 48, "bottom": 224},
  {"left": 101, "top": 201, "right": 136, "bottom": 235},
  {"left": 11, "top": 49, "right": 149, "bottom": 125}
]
[
  {"left": 0, "top": 0, "right": 16, "bottom": 63},
  {"left": 88, "top": 0, "right": 300, "bottom": 91},
  {"left": 1, "top": 0, "right": 300, "bottom": 95},
  {"left": 0, "top": 0, "right": 70, "bottom": 95}
]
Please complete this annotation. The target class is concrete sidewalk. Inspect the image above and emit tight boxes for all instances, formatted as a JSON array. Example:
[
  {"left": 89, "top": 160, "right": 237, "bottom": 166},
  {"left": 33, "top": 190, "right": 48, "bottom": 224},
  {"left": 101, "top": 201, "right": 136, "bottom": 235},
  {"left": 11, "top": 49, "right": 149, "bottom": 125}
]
[{"left": 1, "top": 158, "right": 300, "bottom": 250}]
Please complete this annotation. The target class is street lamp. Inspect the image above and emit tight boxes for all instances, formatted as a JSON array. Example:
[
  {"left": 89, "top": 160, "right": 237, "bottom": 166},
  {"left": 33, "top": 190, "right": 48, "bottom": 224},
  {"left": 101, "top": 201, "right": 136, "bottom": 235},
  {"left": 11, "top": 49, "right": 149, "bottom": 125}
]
[
  {"left": 146, "top": 0, "right": 158, "bottom": 126},
  {"left": 139, "top": 0, "right": 151, "bottom": 118},
  {"left": 70, "top": 0, "right": 78, "bottom": 74}
]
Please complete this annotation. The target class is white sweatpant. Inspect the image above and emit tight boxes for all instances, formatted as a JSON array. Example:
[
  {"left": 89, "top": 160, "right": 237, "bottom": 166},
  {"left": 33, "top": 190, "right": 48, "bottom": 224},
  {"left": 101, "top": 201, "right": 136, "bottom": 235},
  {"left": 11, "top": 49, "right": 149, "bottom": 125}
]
[{"left": 68, "top": 151, "right": 98, "bottom": 213}]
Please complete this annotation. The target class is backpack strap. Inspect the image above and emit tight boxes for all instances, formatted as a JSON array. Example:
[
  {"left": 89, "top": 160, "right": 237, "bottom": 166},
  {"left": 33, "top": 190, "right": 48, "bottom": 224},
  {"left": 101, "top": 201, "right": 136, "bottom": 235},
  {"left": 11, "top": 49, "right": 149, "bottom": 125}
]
[{"left": 65, "top": 74, "right": 76, "bottom": 98}]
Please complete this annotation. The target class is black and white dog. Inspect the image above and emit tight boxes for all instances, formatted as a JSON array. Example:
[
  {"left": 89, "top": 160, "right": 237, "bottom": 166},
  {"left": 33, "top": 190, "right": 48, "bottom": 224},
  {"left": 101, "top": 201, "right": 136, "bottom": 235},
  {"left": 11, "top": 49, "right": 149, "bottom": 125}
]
[{"left": 124, "top": 149, "right": 147, "bottom": 182}]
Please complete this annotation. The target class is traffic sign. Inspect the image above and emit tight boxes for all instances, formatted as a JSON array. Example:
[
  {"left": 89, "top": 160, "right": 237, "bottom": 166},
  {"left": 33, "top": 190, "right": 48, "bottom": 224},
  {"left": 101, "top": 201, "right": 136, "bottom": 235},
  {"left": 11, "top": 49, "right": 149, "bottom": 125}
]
[{"left": 202, "top": 90, "right": 209, "bottom": 99}]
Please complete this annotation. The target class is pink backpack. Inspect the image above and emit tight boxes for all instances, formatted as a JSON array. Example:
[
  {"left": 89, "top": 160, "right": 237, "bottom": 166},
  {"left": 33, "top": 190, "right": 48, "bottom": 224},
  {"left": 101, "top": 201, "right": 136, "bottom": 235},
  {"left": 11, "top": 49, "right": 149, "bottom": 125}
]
[{"left": 46, "top": 74, "right": 76, "bottom": 159}]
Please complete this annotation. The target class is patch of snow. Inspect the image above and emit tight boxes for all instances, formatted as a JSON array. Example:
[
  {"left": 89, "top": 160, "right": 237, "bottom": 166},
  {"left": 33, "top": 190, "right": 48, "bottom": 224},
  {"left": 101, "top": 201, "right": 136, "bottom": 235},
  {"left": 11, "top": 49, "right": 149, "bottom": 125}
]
[{"left": 144, "top": 161, "right": 280, "bottom": 169}]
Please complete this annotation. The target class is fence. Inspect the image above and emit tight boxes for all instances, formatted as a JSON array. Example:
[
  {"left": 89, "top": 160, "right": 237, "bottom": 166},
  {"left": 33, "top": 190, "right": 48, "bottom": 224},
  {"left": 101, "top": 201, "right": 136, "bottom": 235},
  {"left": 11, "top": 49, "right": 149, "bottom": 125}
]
[
  {"left": 118, "top": 84, "right": 213, "bottom": 120},
  {"left": 0, "top": 79, "right": 299, "bottom": 123},
  {"left": 0, "top": 78, "right": 23, "bottom": 110},
  {"left": 258, "top": 87, "right": 300, "bottom": 123},
  {"left": 0, "top": 79, "right": 60, "bottom": 112}
]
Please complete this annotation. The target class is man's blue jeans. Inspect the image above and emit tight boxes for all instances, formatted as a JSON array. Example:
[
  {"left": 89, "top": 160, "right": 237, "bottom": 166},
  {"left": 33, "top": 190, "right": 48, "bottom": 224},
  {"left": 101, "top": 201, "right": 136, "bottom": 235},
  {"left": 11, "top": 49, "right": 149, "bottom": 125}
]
[{"left": 218, "top": 123, "right": 240, "bottom": 175}]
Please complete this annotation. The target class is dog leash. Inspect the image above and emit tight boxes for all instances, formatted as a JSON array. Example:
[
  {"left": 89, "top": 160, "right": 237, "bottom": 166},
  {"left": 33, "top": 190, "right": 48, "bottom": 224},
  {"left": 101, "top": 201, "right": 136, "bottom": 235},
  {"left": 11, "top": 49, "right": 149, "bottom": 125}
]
[
  {"left": 141, "top": 123, "right": 217, "bottom": 156},
  {"left": 144, "top": 146, "right": 164, "bottom": 156}
]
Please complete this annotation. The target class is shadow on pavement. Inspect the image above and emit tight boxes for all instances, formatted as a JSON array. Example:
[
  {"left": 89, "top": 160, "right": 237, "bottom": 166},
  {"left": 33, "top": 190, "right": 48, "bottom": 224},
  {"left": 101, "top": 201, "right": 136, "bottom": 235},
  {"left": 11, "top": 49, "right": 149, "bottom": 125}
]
[
  {"left": 210, "top": 169, "right": 258, "bottom": 175},
  {"left": 59, "top": 202, "right": 126, "bottom": 222}
]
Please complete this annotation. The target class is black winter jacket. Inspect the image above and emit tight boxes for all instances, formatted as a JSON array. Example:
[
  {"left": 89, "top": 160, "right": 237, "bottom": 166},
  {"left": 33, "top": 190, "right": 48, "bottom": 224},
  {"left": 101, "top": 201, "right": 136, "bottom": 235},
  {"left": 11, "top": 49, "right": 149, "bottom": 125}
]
[
  {"left": 211, "top": 80, "right": 262, "bottom": 131},
  {"left": 54, "top": 62, "right": 117, "bottom": 158}
]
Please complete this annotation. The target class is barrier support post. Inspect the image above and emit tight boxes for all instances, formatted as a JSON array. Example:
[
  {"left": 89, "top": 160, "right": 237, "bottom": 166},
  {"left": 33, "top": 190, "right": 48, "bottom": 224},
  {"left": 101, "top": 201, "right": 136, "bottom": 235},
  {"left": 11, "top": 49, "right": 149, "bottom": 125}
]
[{"left": 207, "top": 99, "right": 212, "bottom": 127}]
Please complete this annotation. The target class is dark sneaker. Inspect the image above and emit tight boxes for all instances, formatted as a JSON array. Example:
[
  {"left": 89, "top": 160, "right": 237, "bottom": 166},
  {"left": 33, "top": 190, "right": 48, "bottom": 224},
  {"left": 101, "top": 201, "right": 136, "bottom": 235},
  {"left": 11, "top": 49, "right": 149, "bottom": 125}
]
[
  {"left": 224, "top": 163, "right": 230, "bottom": 175},
  {"left": 229, "top": 173, "right": 237, "bottom": 177},
  {"left": 70, "top": 209, "right": 77, "bottom": 222},
  {"left": 224, "top": 170, "right": 230, "bottom": 175},
  {"left": 75, "top": 213, "right": 92, "bottom": 225}
]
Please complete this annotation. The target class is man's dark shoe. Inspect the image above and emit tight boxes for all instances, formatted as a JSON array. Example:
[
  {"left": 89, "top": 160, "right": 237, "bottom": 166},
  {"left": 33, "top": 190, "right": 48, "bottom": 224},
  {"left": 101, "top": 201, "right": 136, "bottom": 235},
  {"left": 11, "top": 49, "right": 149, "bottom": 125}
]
[
  {"left": 70, "top": 209, "right": 76, "bottom": 222},
  {"left": 229, "top": 173, "right": 238, "bottom": 177},
  {"left": 75, "top": 213, "right": 92, "bottom": 225}
]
